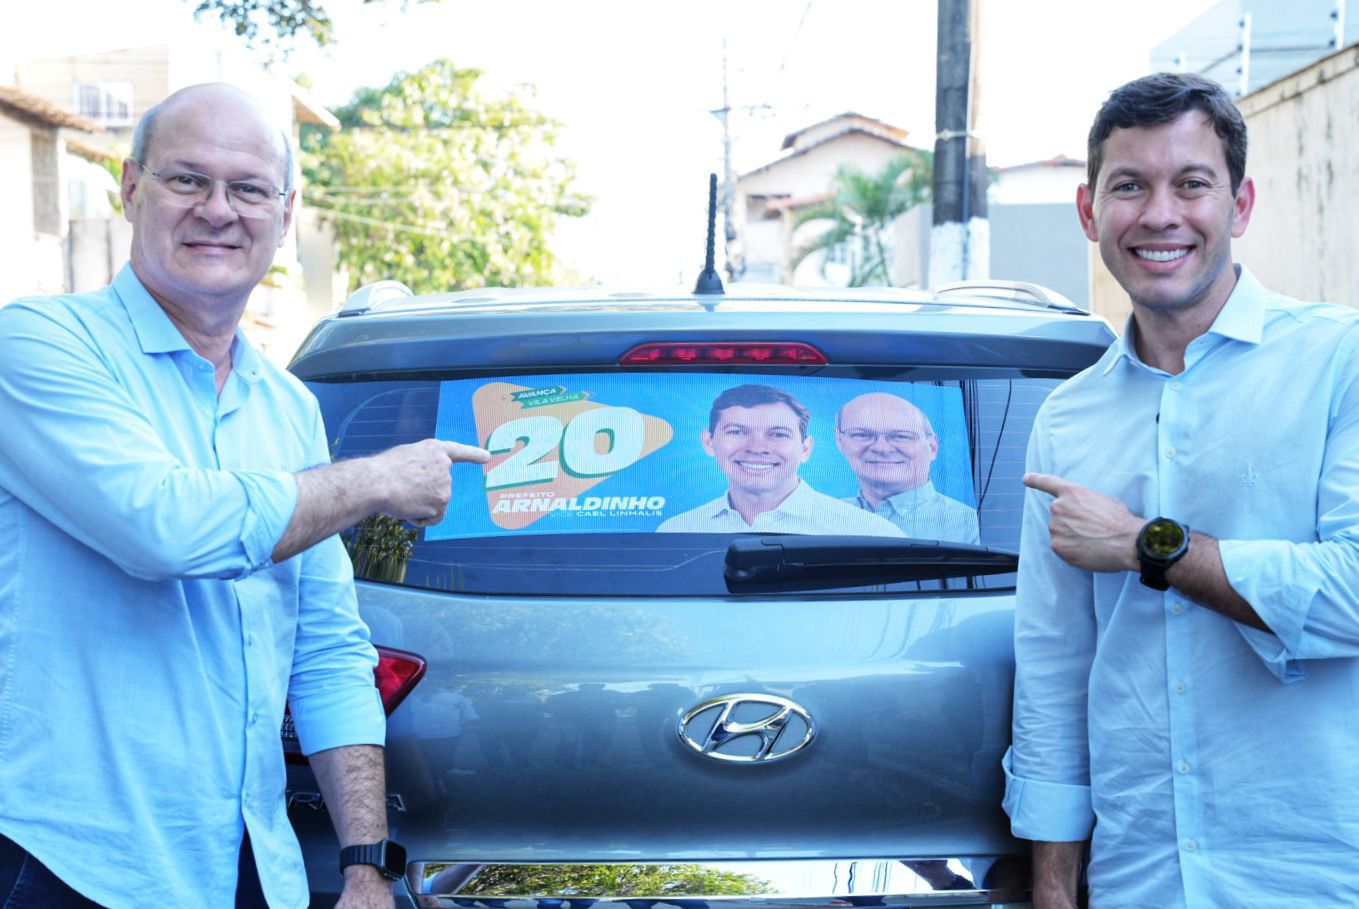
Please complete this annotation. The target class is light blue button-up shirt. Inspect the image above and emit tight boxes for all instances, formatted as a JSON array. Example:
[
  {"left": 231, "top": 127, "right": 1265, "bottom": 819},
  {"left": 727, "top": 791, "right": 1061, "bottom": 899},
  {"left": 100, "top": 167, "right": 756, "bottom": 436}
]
[
  {"left": 0, "top": 266, "right": 385, "bottom": 908},
  {"left": 844, "top": 480, "right": 981, "bottom": 543},
  {"left": 656, "top": 479, "right": 904, "bottom": 535},
  {"left": 1005, "top": 267, "right": 1359, "bottom": 908}
]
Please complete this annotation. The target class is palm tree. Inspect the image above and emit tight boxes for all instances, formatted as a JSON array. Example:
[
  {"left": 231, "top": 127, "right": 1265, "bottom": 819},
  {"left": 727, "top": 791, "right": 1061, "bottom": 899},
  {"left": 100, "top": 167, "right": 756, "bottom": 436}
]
[{"left": 790, "top": 150, "right": 932, "bottom": 286}]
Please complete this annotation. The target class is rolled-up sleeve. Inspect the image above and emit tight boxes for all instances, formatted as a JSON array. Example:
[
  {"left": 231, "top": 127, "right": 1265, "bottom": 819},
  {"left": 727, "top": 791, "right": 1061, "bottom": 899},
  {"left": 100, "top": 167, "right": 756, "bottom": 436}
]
[
  {"left": 1218, "top": 331, "right": 1359, "bottom": 678},
  {"left": 1005, "top": 409, "right": 1098, "bottom": 842},
  {"left": 287, "top": 409, "right": 386, "bottom": 755},
  {"left": 235, "top": 471, "right": 299, "bottom": 572}
]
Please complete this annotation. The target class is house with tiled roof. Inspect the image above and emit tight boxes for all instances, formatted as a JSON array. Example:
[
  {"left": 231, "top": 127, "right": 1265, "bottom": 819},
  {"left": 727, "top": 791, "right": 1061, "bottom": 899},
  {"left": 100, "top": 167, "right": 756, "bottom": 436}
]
[
  {"left": 0, "top": 83, "right": 104, "bottom": 305},
  {"left": 735, "top": 112, "right": 930, "bottom": 286}
]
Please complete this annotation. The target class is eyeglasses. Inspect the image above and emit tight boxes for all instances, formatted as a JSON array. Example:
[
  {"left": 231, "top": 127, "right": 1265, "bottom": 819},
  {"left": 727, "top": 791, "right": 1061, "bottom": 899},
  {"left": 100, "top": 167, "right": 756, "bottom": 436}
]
[
  {"left": 838, "top": 428, "right": 928, "bottom": 446},
  {"left": 137, "top": 162, "right": 286, "bottom": 218}
]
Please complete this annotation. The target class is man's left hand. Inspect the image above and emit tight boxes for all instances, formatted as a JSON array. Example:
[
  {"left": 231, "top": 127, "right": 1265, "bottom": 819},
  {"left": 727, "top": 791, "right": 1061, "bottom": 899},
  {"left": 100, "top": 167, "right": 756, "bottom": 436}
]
[
  {"left": 336, "top": 866, "right": 395, "bottom": 909},
  {"left": 1023, "top": 472, "right": 1143, "bottom": 573}
]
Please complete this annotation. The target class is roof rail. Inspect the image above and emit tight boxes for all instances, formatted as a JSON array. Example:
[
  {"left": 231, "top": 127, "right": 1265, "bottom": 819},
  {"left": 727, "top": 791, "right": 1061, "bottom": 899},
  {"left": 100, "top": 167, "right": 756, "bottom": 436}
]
[
  {"left": 930, "top": 279, "right": 1086, "bottom": 314},
  {"left": 337, "top": 280, "right": 415, "bottom": 318}
]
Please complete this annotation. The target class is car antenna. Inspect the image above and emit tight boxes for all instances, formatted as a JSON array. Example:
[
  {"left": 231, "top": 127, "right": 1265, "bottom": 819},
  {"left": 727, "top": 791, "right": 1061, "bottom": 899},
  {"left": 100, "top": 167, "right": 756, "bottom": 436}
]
[{"left": 693, "top": 173, "right": 725, "bottom": 295}]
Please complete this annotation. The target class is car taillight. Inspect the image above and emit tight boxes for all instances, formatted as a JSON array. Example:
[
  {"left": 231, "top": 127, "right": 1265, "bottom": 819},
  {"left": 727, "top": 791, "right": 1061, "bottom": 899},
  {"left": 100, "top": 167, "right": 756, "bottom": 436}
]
[
  {"left": 373, "top": 645, "right": 426, "bottom": 715},
  {"left": 282, "top": 645, "right": 426, "bottom": 763},
  {"left": 619, "top": 342, "right": 828, "bottom": 365}
]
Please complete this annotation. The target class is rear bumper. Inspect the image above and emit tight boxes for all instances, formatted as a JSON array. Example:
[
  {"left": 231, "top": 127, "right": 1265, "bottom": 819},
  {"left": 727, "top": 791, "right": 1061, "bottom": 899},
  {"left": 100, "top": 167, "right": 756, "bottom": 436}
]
[{"left": 407, "top": 858, "right": 1030, "bottom": 909}]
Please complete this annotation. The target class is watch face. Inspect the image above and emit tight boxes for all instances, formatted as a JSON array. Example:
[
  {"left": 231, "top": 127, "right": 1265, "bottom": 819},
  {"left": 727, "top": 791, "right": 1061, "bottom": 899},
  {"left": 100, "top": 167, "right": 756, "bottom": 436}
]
[{"left": 1143, "top": 519, "right": 1187, "bottom": 556}]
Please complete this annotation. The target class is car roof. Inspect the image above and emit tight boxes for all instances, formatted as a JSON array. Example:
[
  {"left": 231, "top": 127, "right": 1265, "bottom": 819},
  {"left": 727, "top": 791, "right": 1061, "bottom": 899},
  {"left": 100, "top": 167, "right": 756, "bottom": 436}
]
[
  {"left": 328, "top": 279, "right": 1089, "bottom": 318},
  {"left": 289, "top": 279, "right": 1117, "bottom": 379}
]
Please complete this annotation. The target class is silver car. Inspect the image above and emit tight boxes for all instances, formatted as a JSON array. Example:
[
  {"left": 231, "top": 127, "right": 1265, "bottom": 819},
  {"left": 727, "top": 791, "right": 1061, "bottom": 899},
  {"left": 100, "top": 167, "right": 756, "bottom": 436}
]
[{"left": 284, "top": 278, "right": 1114, "bottom": 909}]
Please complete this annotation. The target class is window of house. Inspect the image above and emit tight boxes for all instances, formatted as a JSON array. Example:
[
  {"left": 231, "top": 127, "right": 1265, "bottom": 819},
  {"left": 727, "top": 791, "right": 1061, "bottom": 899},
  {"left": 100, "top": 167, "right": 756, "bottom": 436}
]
[{"left": 73, "top": 82, "right": 134, "bottom": 127}]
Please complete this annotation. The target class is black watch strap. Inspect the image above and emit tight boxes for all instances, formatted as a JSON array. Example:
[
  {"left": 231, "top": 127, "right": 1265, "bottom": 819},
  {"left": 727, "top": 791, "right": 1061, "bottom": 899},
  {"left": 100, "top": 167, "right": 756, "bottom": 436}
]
[
  {"left": 1139, "top": 559, "right": 1173, "bottom": 591},
  {"left": 339, "top": 839, "right": 406, "bottom": 881}
]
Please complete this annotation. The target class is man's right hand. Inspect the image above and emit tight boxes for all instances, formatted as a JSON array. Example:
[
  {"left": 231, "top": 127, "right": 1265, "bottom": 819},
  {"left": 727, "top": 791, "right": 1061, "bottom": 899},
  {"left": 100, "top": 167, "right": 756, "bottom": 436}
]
[{"left": 368, "top": 439, "right": 492, "bottom": 526}]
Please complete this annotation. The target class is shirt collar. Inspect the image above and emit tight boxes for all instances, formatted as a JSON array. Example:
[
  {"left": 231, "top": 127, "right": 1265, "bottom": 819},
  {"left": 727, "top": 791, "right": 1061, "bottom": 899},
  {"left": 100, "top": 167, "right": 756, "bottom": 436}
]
[
  {"left": 1099, "top": 264, "right": 1265, "bottom": 376},
  {"left": 112, "top": 264, "right": 193, "bottom": 355},
  {"left": 111, "top": 263, "right": 265, "bottom": 384}
]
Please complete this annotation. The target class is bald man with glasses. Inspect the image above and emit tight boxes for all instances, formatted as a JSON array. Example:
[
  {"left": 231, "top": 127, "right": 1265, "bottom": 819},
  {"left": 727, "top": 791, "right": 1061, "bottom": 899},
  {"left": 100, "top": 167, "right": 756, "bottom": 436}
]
[
  {"left": 0, "top": 83, "right": 488, "bottom": 908},
  {"left": 836, "top": 392, "right": 980, "bottom": 544}
]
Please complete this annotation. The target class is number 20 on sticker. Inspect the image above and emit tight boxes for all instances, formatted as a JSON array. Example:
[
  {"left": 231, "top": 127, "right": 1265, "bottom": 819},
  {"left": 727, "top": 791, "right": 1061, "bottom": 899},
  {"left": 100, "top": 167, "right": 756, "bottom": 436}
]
[{"left": 484, "top": 407, "right": 646, "bottom": 490}]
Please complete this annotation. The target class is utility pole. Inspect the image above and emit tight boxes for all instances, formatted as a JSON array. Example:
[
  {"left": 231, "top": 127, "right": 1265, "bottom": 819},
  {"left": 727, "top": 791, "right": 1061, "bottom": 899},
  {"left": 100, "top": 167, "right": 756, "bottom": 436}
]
[
  {"left": 929, "top": 0, "right": 988, "bottom": 286},
  {"left": 717, "top": 41, "right": 743, "bottom": 282}
]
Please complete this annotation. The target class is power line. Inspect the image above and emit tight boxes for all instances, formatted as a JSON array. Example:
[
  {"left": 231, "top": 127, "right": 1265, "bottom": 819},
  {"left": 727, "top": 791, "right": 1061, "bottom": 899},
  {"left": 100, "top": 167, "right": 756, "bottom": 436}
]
[{"left": 306, "top": 203, "right": 454, "bottom": 238}]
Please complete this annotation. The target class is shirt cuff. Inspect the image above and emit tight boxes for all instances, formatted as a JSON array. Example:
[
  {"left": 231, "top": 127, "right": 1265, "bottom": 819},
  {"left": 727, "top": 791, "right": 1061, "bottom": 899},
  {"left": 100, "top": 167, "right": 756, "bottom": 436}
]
[
  {"left": 1001, "top": 747, "right": 1095, "bottom": 842},
  {"left": 233, "top": 470, "right": 298, "bottom": 573},
  {"left": 1219, "top": 539, "right": 1310, "bottom": 683},
  {"left": 291, "top": 683, "right": 387, "bottom": 755}
]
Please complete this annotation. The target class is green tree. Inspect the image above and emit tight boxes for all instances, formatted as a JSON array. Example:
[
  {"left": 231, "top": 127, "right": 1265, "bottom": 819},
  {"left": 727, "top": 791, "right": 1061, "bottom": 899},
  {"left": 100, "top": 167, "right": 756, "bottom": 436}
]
[
  {"left": 302, "top": 59, "right": 589, "bottom": 294},
  {"left": 790, "top": 150, "right": 932, "bottom": 287},
  {"left": 189, "top": 0, "right": 433, "bottom": 47}
]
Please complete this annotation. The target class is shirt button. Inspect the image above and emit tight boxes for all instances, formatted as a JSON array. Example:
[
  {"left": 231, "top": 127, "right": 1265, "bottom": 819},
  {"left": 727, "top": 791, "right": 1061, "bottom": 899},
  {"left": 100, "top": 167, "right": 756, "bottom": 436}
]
[
  {"left": 1178, "top": 761, "right": 1191, "bottom": 774},
  {"left": 1174, "top": 681, "right": 1187, "bottom": 694},
  {"left": 1169, "top": 380, "right": 1182, "bottom": 391},
  {"left": 1165, "top": 447, "right": 1177, "bottom": 459},
  {"left": 1184, "top": 839, "right": 1198, "bottom": 852},
  {"left": 1171, "top": 602, "right": 1185, "bottom": 615}
]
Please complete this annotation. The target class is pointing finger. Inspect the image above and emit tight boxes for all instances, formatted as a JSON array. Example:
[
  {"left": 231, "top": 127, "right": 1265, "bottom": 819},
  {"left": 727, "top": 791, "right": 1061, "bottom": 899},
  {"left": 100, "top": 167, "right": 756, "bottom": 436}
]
[
  {"left": 1023, "top": 472, "right": 1070, "bottom": 498},
  {"left": 440, "top": 441, "right": 492, "bottom": 464}
]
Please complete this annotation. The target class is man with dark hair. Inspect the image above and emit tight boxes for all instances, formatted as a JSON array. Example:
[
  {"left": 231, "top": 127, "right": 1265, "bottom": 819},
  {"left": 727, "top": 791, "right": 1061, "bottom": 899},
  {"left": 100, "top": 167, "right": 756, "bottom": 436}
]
[
  {"left": 1005, "top": 72, "right": 1359, "bottom": 907},
  {"left": 657, "top": 383, "right": 901, "bottom": 535},
  {"left": 706, "top": 383, "right": 812, "bottom": 438},
  {"left": 0, "top": 83, "right": 489, "bottom": 908}
]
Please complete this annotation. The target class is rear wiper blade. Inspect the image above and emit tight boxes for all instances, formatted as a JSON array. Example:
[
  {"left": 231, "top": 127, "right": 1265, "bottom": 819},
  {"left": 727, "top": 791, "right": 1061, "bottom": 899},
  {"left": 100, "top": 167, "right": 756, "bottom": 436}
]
[{"left": 724, "top": 535, "right": 1019, "bottom": 594}]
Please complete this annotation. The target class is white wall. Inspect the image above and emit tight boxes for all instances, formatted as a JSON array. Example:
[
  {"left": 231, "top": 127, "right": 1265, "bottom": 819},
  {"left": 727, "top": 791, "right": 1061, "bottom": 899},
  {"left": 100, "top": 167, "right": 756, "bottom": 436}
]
[
  {"left": 989, "top": 163, "right": 1085, "bottom": 206},
  {"left": 0, "top": 118, "right": 67, "bottom": 304}
]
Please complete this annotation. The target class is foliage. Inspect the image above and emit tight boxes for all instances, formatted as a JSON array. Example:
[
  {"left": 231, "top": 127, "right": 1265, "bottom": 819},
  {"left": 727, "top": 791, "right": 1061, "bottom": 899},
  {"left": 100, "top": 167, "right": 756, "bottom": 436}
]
[
  {"left": 189, "top": 0, "right": 438, "bottom": 48},
  {"left": 342, "top": 513, "right": 417, "bottom": 583},
  {"left": 454, "top": 863, "right": 776, "bottom": 897},
  {"left": 191, "top": 0, "right": 336, "bottom": 47},
  {"left": 302, "top": 60, "right": 590, "bottom": 294},
  {"left": 98, "top": 147, "right": 128, "bottom": 216},
  {"left": 790, "top": 150, "right": 932, "bottom": 287}
]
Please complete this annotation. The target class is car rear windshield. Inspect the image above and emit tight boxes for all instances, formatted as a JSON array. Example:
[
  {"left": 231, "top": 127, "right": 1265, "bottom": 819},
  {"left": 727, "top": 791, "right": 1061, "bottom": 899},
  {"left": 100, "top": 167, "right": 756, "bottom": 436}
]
[{"left": 310, "top": 371, "right": 1063, "bottom": 596}]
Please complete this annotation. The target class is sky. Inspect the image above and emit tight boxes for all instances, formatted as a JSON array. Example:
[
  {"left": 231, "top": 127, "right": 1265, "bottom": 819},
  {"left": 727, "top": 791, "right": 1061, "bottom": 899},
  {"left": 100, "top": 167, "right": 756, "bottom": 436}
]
[{"left": 9, "top": 0, "right": 1219, "bottom": 285}]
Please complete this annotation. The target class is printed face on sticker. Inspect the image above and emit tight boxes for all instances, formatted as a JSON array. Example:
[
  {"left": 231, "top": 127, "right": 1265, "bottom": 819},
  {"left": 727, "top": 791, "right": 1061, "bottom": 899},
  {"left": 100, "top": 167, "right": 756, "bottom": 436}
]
[
  {"left": 701, "top": 402, "right": 811, "bottom": 501},
  {"left": 835, "top": 392, "right": 938, "bottom": 496}
]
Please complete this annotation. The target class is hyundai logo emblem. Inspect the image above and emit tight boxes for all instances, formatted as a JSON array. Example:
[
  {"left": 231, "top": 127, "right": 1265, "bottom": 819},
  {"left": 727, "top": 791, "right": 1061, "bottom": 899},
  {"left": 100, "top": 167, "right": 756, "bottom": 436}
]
[{"left": 677, "top": 693, "right": 816, "bottom": 764}]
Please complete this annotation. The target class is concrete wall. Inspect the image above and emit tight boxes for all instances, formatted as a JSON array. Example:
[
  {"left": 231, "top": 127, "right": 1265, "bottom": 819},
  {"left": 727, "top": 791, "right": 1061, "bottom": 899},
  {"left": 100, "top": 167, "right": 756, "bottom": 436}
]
[
  {"left": 989, "top": 164, "right": 1085, "bottom": 206},
  {"left": 1235, "top": 44, "right": 1359, "bottom": 306},
  {"left": 0, "top": 116, "right": 37, "bottom": 304},
  {"left": 68, "top": 217, "right": 132, "bottom": 292},
  {"left": 989, "top": 202, "right": 1091, "bottom": 308},
  {"left": 0, "top": 118, "right": 70, "bottom": 305}
]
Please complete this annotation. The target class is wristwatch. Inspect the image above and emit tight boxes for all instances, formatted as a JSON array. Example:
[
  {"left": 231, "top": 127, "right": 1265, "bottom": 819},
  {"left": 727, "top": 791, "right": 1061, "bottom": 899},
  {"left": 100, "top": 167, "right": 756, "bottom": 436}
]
[
  {"left": 1136, "top": 516, "right": 1190, "bottom": 591},
  {"left": 339, "top": 838, "right": 407, "bottom": 882}
]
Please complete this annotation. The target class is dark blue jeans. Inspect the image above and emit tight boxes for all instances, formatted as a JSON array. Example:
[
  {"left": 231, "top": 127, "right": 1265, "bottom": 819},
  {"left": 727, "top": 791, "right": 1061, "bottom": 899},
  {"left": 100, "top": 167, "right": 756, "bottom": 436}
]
[{"left": 0, "top": 831, "right": 268, "bottom": 908}]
